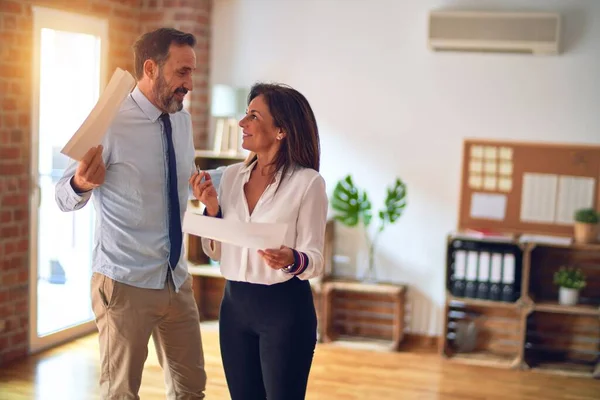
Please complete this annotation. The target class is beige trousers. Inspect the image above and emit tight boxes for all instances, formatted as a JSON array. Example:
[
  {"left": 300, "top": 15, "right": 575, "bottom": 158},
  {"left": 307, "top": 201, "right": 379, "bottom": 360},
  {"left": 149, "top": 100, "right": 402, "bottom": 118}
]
[{"left": 91, "top": 272, "right": 206, "bottom": 399}]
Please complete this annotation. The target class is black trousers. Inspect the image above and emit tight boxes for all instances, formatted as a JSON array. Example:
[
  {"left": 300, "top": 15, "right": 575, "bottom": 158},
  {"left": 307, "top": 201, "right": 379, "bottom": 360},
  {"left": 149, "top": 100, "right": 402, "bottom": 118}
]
[{"left": 219, "top": 277, "right": 317, "bottom": 400}]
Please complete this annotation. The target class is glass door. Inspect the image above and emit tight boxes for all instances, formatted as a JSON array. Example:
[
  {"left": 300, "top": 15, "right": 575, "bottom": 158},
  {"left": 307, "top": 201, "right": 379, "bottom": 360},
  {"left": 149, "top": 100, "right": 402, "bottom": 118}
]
[{"left": 29, "top": 7, "right": 108, "bottom": 353}]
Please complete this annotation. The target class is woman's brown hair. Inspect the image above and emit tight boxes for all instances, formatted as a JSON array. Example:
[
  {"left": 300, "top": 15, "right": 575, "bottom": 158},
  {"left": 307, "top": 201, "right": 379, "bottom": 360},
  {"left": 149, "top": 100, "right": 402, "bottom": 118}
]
[{"left": 245, "top": 83, "right": 320, "bottom": 178}]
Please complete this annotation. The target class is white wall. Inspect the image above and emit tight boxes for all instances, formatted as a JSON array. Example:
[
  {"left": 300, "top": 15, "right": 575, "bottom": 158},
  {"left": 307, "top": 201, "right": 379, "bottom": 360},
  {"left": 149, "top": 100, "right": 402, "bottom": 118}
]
[{"left": 210, "top": 0, "right": 600, "bottom": 335}]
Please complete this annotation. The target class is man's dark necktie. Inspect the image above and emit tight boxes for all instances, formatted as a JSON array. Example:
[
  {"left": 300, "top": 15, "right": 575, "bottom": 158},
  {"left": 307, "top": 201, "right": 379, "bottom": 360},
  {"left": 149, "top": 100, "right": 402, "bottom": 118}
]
[{"left": 160, "top": 113, "right": 182, "bottom": 270}]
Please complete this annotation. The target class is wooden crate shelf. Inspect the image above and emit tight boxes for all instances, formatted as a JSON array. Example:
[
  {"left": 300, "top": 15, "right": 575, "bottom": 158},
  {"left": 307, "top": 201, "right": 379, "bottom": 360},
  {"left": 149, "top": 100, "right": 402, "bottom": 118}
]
[
  {"left": 441, "top": 301, "right": 525, "bottom": 369},
  {"left": 524, "top": 311, "right": 600, "bottom": 379},
  {"left": 445, "top": 235, "right": 524, "bottom": 304},
  {"left": 321, "top": 281, "right": 406, "bottom": 351},
  {"left": 443, "top": 237, "right": 600, "bottom": 379},
  {"left": 527, "top": 244, "right": 600, "bottom": 308}
]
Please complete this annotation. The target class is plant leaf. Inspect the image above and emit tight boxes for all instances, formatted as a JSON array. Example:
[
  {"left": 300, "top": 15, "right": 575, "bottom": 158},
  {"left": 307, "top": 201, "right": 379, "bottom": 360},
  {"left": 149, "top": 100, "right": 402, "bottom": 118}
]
[
  {"left": 331, "top": 175, "right": 372, "bottom": 227},
  {"left": 379, "top": 178, "right": 407, "bottom": 225}
]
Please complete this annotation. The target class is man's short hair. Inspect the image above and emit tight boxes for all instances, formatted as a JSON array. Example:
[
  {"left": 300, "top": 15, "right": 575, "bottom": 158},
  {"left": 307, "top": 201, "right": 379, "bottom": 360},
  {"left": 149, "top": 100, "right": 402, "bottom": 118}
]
[{"left": 132, "top": 28, "right": 196, "bottom": 79}]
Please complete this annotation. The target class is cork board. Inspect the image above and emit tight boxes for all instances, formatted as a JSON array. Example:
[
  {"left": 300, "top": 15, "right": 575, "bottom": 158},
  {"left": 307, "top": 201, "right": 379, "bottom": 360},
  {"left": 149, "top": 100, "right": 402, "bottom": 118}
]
[{"left": 458, "top": 139, "right": 600, "bottom": 236}]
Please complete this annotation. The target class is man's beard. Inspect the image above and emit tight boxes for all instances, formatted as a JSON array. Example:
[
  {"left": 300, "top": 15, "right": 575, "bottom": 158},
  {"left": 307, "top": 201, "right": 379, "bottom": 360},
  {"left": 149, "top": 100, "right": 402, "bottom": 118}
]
[{"left": 154, "top": 73, "right": 188, "bottom": 113}]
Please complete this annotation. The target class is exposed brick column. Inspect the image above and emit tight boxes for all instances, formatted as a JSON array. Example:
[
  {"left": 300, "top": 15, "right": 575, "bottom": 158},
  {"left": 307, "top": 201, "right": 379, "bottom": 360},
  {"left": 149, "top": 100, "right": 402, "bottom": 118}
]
[
  {"left": 0, "top": 0, "right": 142, "bottom": 366},
  {"left": 140, "top": 0, "right": 212, "bottom": 148}
]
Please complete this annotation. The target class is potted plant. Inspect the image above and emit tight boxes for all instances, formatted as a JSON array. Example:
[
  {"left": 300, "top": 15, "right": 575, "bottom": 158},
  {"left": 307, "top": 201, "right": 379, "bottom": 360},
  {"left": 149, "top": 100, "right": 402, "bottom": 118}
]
[
  {"left": 553, "top": 266, "right": 586, "bottom": 306},
  {"left": 331, "top": 175, "right": 407, "bottom": 281},
  {"left": 573, "top": 208, "right": 599, "bottom": 244}
]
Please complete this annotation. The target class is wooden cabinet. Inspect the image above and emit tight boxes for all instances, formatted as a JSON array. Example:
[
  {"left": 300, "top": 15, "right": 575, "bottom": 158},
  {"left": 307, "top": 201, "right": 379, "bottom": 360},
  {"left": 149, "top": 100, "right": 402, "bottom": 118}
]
[{"left": 440, "top": 235, "right": 600, "bottom": 379}]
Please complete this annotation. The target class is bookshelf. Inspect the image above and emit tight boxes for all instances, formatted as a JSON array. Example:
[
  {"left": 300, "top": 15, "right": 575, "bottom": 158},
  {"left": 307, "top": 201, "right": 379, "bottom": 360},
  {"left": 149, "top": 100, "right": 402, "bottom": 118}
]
[{"left": 440, "top": 234, "right": 600, "bottom": 379}]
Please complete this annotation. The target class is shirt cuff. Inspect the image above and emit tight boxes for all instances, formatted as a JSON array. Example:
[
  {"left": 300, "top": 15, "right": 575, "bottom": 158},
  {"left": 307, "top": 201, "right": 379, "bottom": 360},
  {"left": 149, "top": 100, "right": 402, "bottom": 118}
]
[
  {"left": 203, "top": 205, "right": 222, "bottom": 218},
  {"left": 286, "top": 249, "right": 309, "bottom": 275},
  {"left": 66, "top": 177, "right": 92, "bottom": 208}
]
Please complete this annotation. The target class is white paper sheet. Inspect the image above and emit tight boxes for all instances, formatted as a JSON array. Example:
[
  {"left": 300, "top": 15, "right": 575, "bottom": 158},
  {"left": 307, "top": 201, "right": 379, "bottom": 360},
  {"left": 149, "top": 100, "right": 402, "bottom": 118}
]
[
  {"left": 555, "top": 175, "right": 596, "bottom": 225},
  {"left": 61, "top": 68, "right": 135, "bottom": 160},
  {"left": 470, "top": 192, "right": 506, "bottom": 220},
  {"left": 520, "top": 173, "right": 558, "bottom": 223},
  {"left": 182, "top": 211, "right": 288, "bottom": 249}
]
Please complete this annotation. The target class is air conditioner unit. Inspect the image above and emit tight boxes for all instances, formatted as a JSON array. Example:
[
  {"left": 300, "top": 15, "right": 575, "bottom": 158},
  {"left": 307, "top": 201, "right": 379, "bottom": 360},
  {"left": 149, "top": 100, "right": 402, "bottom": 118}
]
[{"left": 428, "top": 11, "right": 561, "bottom": 55}]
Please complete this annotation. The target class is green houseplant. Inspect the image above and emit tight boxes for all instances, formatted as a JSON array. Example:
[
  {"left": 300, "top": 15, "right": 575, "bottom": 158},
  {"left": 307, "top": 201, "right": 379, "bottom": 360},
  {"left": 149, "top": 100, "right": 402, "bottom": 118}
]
[
  {"left": 331, "top": 175, "right": 407, "bottom": 281},
  {"left": 553, "top": 266, "right": 586, "bottom": 306},
  {"left": 573, "top": 208, "right": 599, "bottom": 244}
]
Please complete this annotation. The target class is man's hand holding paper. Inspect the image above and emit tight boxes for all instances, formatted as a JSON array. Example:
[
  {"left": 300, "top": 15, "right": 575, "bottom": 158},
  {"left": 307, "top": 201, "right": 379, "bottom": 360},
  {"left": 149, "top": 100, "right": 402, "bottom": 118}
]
[{"left": 71, "top": 145, "right": 106, "bottom": 193}]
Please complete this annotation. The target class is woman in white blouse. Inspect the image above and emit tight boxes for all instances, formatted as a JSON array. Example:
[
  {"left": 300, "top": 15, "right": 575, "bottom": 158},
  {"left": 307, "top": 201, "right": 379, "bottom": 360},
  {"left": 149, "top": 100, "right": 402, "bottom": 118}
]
[{"left": 189, "top": 82, "right": 328, "bottom": 400}]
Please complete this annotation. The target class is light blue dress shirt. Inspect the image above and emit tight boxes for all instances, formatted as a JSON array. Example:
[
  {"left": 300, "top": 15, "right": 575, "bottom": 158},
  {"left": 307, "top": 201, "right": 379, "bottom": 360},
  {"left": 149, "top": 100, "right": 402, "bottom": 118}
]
[{"left": 55, "top": 86, "right": 222, "bottom": 292}]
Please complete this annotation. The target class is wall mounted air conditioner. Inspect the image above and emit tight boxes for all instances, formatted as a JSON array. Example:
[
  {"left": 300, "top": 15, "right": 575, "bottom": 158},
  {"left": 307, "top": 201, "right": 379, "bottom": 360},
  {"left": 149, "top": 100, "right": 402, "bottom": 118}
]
[{"left": 428, "top": 11, "right": 561, "bottom": 55}]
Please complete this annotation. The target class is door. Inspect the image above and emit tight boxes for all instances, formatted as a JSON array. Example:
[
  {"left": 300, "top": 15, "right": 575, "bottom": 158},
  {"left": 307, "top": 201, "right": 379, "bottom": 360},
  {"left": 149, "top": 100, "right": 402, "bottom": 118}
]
[{"left": 29, "top": 6, "right": 108, "bottom": 353}]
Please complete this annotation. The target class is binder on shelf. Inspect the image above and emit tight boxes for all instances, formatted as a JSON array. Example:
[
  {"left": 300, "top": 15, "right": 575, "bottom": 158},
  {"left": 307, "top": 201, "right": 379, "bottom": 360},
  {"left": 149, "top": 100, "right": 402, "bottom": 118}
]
[
  {"left": 489, "top": 253, "right": 503, "bottom": 301},
  {"left": 476, "top": 251, "right": 491, "bottom": 300},
  {"left": 502, "top": 253, "right": 516, "bottom": 302},
  {"left": 451, "top": 250, "right": 467, "bottom": 297},
  {"left": 465, "top": 251, "right": 479, "bottom": 298}
]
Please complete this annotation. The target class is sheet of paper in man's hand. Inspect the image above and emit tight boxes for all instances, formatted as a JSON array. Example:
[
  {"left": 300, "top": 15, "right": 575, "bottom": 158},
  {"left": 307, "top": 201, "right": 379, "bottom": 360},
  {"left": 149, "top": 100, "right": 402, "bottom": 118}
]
[
  {"left": 61, "top": 68, "right": 136, "bottom": 161},
  {"left": 182, "top": 211, "right": 288, "bottom": 250}
]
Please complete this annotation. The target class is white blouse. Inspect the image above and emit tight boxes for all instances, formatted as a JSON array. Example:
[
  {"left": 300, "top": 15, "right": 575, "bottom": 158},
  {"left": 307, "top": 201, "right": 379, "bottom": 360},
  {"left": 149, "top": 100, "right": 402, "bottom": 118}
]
[{"left": 201, "top": 160, "right": 328, "bottom": 285}]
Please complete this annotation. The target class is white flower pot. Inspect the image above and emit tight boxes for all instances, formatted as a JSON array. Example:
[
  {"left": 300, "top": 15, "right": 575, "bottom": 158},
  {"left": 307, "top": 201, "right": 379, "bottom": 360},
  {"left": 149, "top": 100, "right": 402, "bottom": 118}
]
[{"left": 558, "top": 287, "right": 579, "bottom": 306}]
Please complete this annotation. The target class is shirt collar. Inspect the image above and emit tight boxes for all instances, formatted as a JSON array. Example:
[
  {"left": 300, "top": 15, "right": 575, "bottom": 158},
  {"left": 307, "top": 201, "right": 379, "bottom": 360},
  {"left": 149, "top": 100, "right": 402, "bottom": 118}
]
[
  {"left": 131, "top": 86, "right": 163, "bottom": 122},
  {"left": 239, "top": 159, "right": 295, "bottom": 179}
]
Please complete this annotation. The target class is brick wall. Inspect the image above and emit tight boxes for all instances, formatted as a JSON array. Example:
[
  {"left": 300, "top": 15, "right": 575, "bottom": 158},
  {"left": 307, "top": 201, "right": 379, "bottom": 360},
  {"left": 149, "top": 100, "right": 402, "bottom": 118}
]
[{"left": 0, "top": 0, "right": 211, "bottom": 366}]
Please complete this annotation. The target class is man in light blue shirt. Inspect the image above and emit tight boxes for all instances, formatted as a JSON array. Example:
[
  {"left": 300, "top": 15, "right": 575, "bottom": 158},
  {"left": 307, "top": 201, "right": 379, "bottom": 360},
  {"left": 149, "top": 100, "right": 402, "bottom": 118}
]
[{"left": 55, "top": 28, "right": 218, "bottom": 399}]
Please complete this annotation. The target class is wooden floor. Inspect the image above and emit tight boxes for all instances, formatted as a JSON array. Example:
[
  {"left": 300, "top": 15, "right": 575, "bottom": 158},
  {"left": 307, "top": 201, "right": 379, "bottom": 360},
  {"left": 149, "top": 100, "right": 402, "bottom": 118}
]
[{"left": 0, "top": 324, "right": 598, "bottom": 399}]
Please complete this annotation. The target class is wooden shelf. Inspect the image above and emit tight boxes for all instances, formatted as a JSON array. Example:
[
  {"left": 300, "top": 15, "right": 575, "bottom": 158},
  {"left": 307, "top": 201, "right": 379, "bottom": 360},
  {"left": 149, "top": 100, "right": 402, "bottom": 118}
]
[
  {"left": 444, "top": 351, "right": 518, "bottom": 369},
  {"left": 447, "top": 294, "right": 520, "bottom": 309},
  {"left": 534, "top": 302, "right": 600, "bottom": 317}
]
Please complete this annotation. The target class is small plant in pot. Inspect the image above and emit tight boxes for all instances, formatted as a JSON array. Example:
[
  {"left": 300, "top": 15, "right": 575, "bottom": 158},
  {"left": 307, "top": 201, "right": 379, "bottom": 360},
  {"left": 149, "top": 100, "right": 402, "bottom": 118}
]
[
  {"left": 553, "top": 266, "right": 586, "bottom": 306},
  {"left": 573, "top": 208, "right": 599, "bottom": 244}
]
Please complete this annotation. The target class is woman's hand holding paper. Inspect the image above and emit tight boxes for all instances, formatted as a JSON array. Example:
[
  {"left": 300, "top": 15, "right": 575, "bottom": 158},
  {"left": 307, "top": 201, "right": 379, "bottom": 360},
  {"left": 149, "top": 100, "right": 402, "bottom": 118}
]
[{"left": 258, "top": 246, "right": 295, "bottom": 270}]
